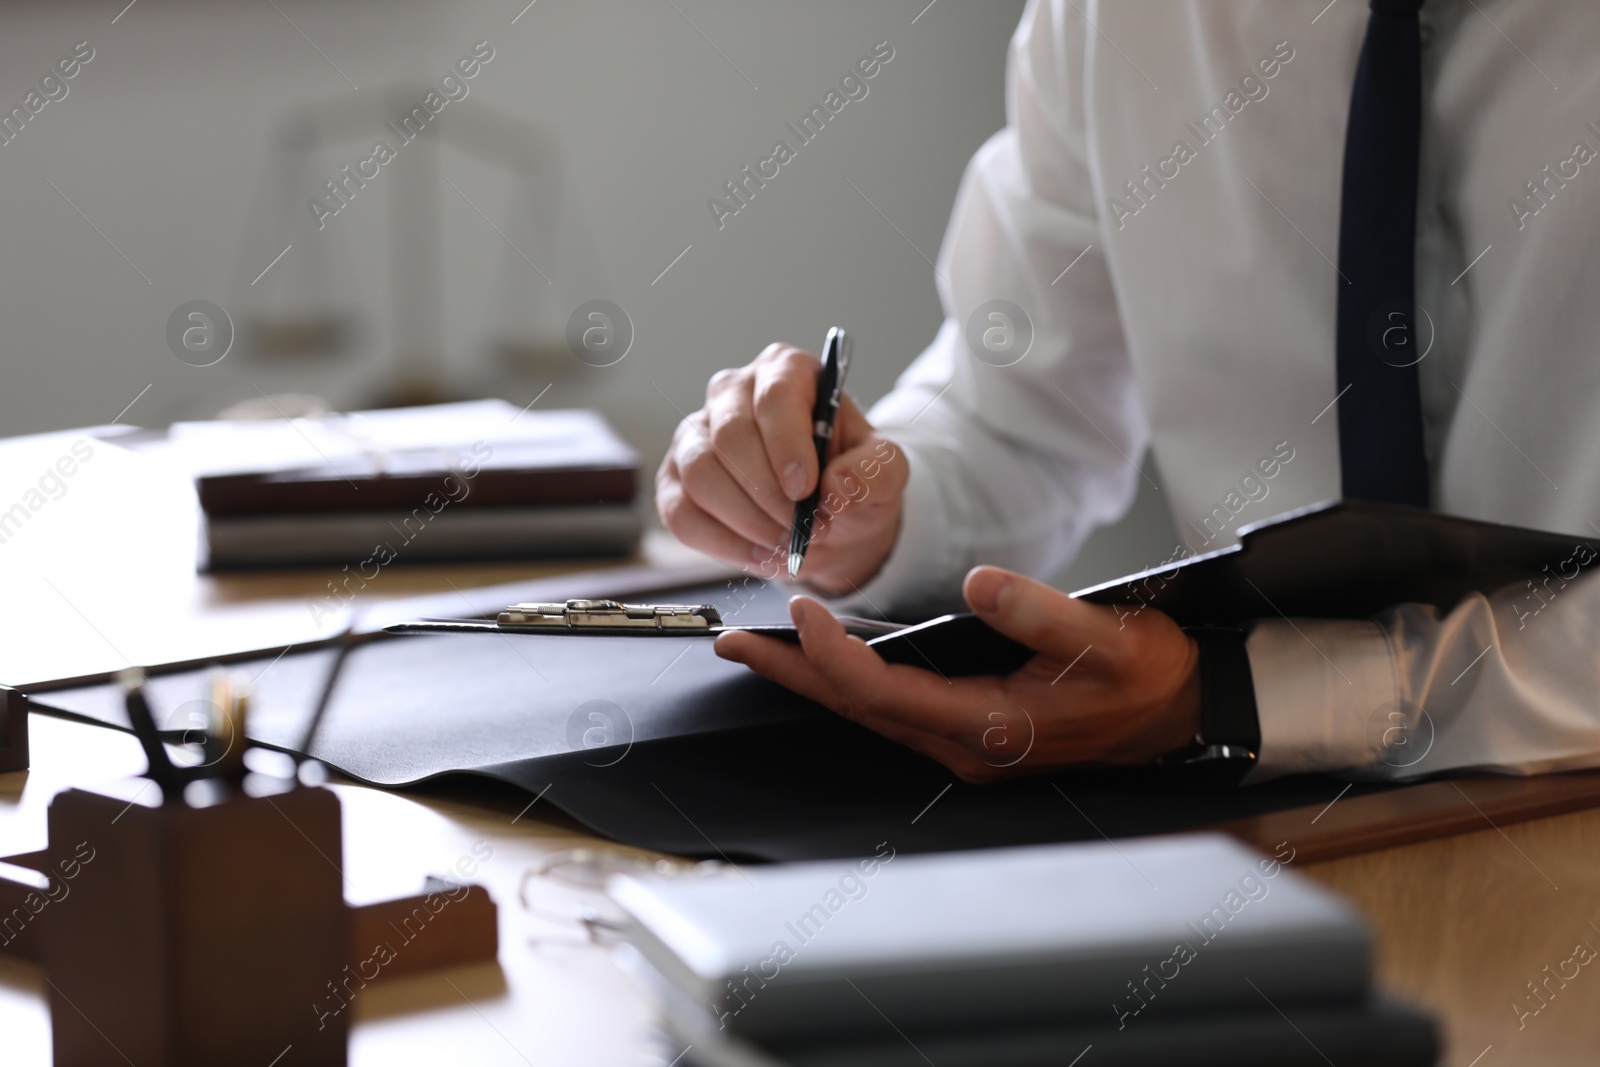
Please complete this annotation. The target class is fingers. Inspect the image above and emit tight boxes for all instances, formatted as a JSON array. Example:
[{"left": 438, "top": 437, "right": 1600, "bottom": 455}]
[
  {"left": 786, "top": 597, "right": 989, "bottom": 731},
  {"left": 656, "top": 452, "right": 766, "bottom": 568},
  {"left": 962, "top": 566, "right": 1116, "bottom": 664},
  {"left": 706, "top": 368, "right": 792, "bottom": 528},
  {"left": 783, "top": 595, "right": 895, "bottom": 700},
  {"left": 674, "top": 415, "right": 788, "bottom": 550},
  {"left": 751, "top": 346, "right": 824, "bottom": 502},
  {"left": 720, "top": 598, "right": 1026, "bottom": 783},
  {"left": 654, "top": 341, "right": 903, "bottom": 590},
  {"left": 714, "top": 630, "right": 844, "bottom": 708}
]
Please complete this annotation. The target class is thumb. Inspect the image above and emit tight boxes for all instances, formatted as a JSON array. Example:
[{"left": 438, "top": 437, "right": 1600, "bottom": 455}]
[
  {"left": 832, "top": 391, "right": 875, "bottom": 453},
  {"left": 819, "top": 432, "right": 909, "bottom": 514},
  {"left": 962, "top": 566, "right": 1109, "bottom": 661}
]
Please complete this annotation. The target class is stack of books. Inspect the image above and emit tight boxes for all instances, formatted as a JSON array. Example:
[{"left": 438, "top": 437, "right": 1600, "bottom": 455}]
[
  {"left": 608, "top": 834, "right": 1438, "bottom": 1067},
  {"left": 175, "top": 400, "right": 641, "bottom": 569}
]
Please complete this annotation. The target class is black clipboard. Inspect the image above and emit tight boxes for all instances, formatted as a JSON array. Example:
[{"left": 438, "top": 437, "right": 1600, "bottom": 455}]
[
  {"left": 1074, "top": 498, "right": 1593, "bottom": 625},
  {"left": 383, "top": 500, "right": 1596, "bottom": 677}
]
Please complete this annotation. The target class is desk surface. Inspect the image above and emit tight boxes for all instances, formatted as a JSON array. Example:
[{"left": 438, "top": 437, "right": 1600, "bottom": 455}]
[
  {"left": 6, "top": 715, "right": 1599, "bottom": 1067},
  {"left": 2, "top": 429, "right": 1598, "bottom": 1065},
  {"left": 0, "top": 426, "right": 723, "bottom": 691}
]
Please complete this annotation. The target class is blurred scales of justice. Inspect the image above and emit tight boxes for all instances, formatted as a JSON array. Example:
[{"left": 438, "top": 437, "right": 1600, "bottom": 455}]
[{"left": 225, "top": 87, "right": 608, "bottom": 408}]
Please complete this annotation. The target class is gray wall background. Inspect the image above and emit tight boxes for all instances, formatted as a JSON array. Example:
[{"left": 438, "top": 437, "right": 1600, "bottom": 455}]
[{"left": 0, "top": 0, "right": 1175, "bottom": 590}]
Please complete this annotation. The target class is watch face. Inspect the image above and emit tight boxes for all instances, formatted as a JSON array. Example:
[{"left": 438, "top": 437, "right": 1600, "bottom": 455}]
[
  {"left": 1160, "top": 742, "right": 1257, "bottom": 766},
  {"left": 1160, "top": 743, "right": 1258, "bottom": 788}
]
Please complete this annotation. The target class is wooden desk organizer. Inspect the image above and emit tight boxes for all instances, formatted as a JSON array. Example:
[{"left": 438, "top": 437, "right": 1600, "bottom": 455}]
[
  {"left": 0, "top": 684, "right": 27, "bottom": 772},
  {"left": 0, "top": 774, "right": 498, "bottom": 1066}
]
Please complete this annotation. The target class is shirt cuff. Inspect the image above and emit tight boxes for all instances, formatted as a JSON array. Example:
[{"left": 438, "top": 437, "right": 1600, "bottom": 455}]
[
  {"left": 826, "top": 440, "right": 960, "bottom": 619},
  {"left": 1244, "top": 617, "right": 1398, "bottom": 782}
]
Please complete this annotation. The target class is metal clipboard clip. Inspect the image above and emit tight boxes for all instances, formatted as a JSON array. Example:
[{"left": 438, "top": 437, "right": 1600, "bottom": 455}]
[{"left": 496, "top": 599, "right": 724, "bottom": 632}]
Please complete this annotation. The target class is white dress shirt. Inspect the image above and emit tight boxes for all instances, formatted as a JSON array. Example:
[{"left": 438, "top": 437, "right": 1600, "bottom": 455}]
[{"left": 856, "top": 0, "right": 1600, "bottom": 782}]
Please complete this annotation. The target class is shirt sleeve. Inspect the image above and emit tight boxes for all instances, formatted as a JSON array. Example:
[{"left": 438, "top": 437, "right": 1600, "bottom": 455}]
[
  {"left": 847, "top": 0, "right": 1147, "bottom": 616},
  {"left": 1246, "top": 560, "right": 1600, "bottom": 782}
]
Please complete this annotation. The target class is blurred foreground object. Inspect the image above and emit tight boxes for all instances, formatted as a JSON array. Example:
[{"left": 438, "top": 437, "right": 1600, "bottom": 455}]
[
  {"left": 0, "top": 686, "right": 26, "bottom": 772},
  {"left": 611, "top": 835, "right": 1439, "bottom": 1066},
  {"left": 0, "top": 668, "right": 497, "bottom": 1065}
]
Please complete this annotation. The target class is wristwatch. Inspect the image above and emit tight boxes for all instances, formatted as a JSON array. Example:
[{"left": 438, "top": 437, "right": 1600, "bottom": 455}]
[{"left": 1163, "top": 626, "right": 1261, "bottom": 785}]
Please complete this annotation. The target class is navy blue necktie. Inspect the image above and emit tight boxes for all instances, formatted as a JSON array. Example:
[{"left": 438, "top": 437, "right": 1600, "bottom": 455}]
[{"left": 1335, "top": 0, "right": 1430, "bottom": 508}]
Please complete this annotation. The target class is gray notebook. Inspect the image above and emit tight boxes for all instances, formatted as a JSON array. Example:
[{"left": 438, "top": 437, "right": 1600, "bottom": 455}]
[
  {"left": 652, "top": 996, "right": 1438, "bottom": 1067},
  {"left": 609, "top": 834, "right": 1369, "bottom": 1045}
]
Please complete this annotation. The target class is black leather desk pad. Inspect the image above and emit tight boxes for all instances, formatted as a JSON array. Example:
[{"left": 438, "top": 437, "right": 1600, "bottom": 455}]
[{"left": 28, "top": 576, "right": 1393, "bottom": 862}]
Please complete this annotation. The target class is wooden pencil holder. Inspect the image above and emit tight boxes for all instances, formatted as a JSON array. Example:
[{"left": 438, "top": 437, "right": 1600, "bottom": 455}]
[
  {"left": 0, "top": 772, "right": 500, "bottom": 1067},
  {"left": 0, "top": 684, "right": 27, "bottom": 772},
  {"left": 41, "top": 776, "right": 351, "bottom": 1066}
]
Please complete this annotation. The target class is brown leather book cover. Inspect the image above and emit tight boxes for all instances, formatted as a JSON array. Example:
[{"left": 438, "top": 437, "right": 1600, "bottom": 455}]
[
  {"left": 179, "top": 401, "right": 639, "bottom": 515},
  {"left": 198, "top": 463, "right": 637, "bottom": 515}
]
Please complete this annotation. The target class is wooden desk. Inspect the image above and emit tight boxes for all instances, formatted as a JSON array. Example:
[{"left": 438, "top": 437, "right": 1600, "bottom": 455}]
[
  {"left": 0, "top": 428, "right": 716, "bottom": 690},
  {"left": 2, "top": 428, "right": 1597, "bottom": 1065},
  {"left": 1308, "top": 811, "right": 1600, "bottom": 1066}
]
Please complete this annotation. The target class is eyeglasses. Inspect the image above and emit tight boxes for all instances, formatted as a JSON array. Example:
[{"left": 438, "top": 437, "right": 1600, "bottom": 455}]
[{"left": 517, "top": 847, "right": 726, "bottom": 946}]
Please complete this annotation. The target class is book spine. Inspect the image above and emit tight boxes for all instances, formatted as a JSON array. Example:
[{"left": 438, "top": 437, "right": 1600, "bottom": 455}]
[{"left": 198, "top": 468, "right": 639, "bottom": 516}]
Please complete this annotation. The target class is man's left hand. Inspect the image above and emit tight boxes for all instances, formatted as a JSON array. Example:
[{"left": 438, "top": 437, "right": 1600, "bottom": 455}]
[{"left": 714, "top": 566, "right": 1202, "bottom": 783}]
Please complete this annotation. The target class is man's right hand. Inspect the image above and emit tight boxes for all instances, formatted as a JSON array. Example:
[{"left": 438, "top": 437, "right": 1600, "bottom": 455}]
[{"left": 656, "top": 342, "right": 908, "bottom": 597}]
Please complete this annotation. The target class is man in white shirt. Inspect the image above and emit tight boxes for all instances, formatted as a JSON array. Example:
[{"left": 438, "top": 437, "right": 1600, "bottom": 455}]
[{"left": 656, "top": 0, "right": 1600, "bottom": 785}]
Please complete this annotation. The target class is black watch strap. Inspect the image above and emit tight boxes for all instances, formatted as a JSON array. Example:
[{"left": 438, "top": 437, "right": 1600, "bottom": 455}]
[{"left": 1169, "top": 626, "right": 1260, "bottom": 784}]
